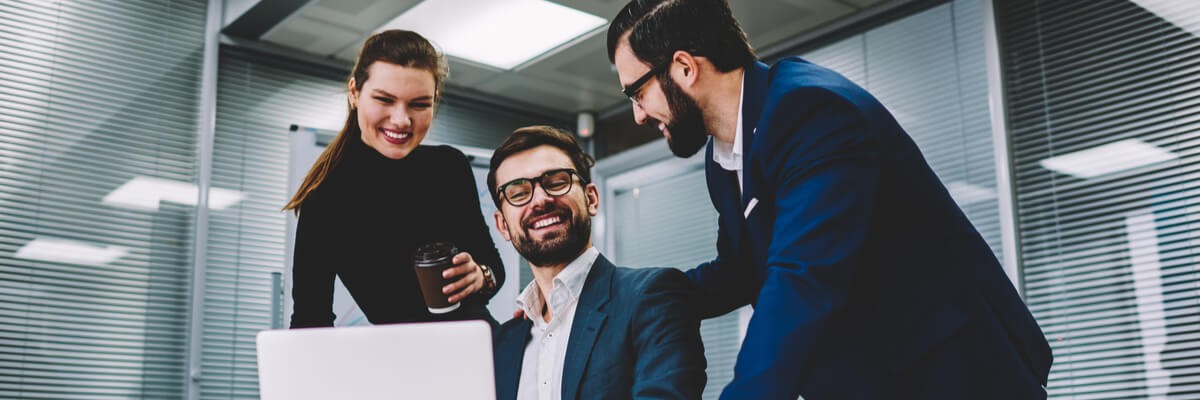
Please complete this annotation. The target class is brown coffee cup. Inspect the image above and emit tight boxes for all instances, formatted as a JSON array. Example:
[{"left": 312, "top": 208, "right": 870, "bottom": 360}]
[{"left": 413, "top": 242, "right": 460, "bottom": 314}]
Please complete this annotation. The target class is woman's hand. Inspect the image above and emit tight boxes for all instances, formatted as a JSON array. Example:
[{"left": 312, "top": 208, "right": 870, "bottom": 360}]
[{"left": 442, "top": 251, "right": 484, "bottom": 304}]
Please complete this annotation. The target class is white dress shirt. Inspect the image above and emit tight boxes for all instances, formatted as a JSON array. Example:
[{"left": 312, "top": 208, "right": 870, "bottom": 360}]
[
  {"left": 713, "top": 76, "right": 747, "bottom": 194},
  {"left": 514, "top": 247, "right": 600, "bottom": 400}
]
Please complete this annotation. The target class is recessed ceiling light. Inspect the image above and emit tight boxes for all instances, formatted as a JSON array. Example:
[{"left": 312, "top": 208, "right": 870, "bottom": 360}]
[
  {"left": 16, "top": 238, "right": 129, "bottom": 266},
  {"left": 103, "top": 177, "right": 245, "bottom": 211},
  {"left": 379, "top": 0, "right": 606, "bottom": 70},
  {"left": 1039, "top": 139, "right": 1177, "bottom": 179}
]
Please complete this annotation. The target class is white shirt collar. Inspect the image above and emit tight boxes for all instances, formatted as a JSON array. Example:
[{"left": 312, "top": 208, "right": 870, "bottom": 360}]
[
  {"left": 514, "top": 247, "right": 600, "bottom": 323},
  {"left": 713, "top": 75, "right": 746, "bottom": 172}
]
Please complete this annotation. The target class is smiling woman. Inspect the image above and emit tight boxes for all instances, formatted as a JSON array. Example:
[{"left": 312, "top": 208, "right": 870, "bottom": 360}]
[
  {"left": 282, "top": 30, "right": 506, "bottom": 329},
  {"left": 349, "top": 62, "right": 435, "bottom": 160}
]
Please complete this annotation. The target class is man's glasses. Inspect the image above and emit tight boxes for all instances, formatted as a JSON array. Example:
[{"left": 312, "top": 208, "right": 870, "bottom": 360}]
[
  {"left": 621, "top": 59, "right": 671, "bottom": 106},
  {"left": 497, "top": 168, "right": 587, "bottom": 207}
]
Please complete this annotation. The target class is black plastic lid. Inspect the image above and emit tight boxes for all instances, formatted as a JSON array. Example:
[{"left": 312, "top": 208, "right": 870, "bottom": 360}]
[{"left": 414, "top": 241, "right": 457, "bottom": 264}]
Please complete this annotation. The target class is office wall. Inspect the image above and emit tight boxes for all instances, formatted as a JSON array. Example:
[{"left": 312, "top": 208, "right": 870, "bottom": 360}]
[
  {"left": 804, "top": 0, "right": 1004, "bottom": 265},
  {"left": 996, "top": 0, "right": 1200, "bottom": 397},
  {"left": 0, "top": 1, "right": 208, "bottom": 398},
  {"left": 0, "top": 1, "right": 570, "bottom": 394}
]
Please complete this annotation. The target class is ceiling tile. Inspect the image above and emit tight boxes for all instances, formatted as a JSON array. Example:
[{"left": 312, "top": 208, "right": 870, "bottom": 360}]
[
  {"left": 445, "top": 57, "right": 504, "bottom": 88},
  {"left": 517, "top": 34, "right": 618, "bottom": 94},
  {"left": 734, "top": 0, "right": 856, "bottom": 51},
  {"left": 313, "top": 0, "right": 378, "bottom": 15},
  {"left": 306, "top": 0, "right": 421, "bottom": 25},
  {"left": 247, "top": 0, "right": 893, "bottom": 115},
  {"left": 547, "top": 0, "right": 625, "bottom": 21},
  {"left": 302, "top": 0, "right": 422, "bottom": 57},
  {"left": 334, "top": 44, "right": 359, "bottom": 63},
  {"left": 834, "top": 0, "right": 887, "bottom": 8},
  {"left": 477, "top": 72, "right": 621, "bottom": 113},
  {"left": 262, "top": 15, "right": 360, "bottom": 55}
]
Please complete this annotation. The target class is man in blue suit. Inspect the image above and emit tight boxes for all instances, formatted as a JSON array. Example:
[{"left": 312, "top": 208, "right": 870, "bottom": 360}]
[
  {"left": 486, "top": 125, "right": 706, "bottom": 400},
  {"left": 607, "top": 0, "right": 1053, "bottom": 398}
]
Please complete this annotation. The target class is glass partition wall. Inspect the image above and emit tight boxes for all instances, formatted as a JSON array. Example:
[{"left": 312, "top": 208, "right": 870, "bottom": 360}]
[
  {"left": 996, "top": 0, "right": 1200, "bottom": 397},
  {"left": 0, "top": 1, "right": 209, "bottom": 398}
]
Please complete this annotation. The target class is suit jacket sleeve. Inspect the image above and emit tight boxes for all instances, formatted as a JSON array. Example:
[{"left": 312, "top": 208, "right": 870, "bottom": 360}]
[
  {"left": 632, "top": 268, "right": 708, "bottom": 399},
  {"left": 442, "top": 147, "right": 506, "bottom": 306},
  {"left": 289, "top": 195, "right": 337, "bottom": 328},
  {"left": 724, "top": 89, "right": 881, "bottom": 398}
]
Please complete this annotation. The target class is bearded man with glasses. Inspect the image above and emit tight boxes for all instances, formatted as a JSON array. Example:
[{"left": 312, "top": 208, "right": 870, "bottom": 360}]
[
  {"left": 607, "top": 1, "right": 1052, "bottom": 399},
  {"left": 486, "top": 125, "right": 706, "bottom": 400}
]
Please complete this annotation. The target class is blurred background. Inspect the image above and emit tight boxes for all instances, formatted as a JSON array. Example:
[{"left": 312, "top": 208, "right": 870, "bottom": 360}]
[{"left": 0, "top": 0, "right": 1197, "bottom": 398}]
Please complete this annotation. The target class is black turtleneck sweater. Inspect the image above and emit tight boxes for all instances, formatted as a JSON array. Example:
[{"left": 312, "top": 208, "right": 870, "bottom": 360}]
[{"left": 290, "top": 138, "right": 505, "bottom": 328}]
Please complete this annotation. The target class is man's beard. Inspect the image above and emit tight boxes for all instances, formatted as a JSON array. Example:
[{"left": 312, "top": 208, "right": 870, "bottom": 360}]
[
  {"left": 512, "top": 206, "right": 591, "bottom": 267},
  {"left": 660, "top": 75, "right": 709, "bottom": 158}
]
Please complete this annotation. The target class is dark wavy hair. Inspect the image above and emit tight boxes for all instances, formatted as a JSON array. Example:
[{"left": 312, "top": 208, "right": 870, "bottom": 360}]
[
  {"left": 606, "top": 0, "right": 756, "bottom": 72},
  {"left": 487, "top": 126, "right": 595, "bottom": 208}
]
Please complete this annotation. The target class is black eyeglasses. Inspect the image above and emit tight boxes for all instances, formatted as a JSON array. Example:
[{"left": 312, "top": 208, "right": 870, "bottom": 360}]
[
  {"left": 621, "top": 59, "right": 671, "bottom": 106},
  {"left": 497, "top": 168, "right": 587, "bottom": 207}
]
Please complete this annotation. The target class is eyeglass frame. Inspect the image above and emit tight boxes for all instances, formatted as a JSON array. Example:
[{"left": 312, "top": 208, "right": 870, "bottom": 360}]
[
  {"left": 496, "top": 168, "right": 589, "bottom": 207},
  {"left": 621, "top": 58, "right": 672, "bottom": 106}
]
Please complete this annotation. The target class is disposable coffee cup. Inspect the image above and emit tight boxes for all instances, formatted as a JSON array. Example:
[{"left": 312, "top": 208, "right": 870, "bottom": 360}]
[{"left": 413, "top": 242, "right": 460, "bottom": 314}]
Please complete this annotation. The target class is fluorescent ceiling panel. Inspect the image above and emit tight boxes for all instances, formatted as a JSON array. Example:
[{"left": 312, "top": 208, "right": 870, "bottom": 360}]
[
  {"left": 945, "top": 181, "right": 997, "bottom": 206},
  {"left": 16, "top": 238, "right": 129, "bottom": 266},
  {"left": 104, "top": 177, "right": 245, "bottom": 211},
  {"left": 1039, "top": 139, "right": 1178, "bottom": 179},
  {"left": 380, "top": 0, "right": 606, "bottom": 69}
]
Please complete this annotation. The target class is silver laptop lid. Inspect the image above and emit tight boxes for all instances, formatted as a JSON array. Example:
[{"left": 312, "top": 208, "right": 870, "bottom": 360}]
[{"left": 256, "top": 320, "right": 495, "bottom": 400}]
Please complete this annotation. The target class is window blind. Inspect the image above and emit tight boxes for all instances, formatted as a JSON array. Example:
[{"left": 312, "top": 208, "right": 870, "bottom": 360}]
[
  {"left": 199, "top": 47, "right": 348, "bottom": 399},
  {"left": 0, "top": 1, "right": 208, "bottom": 399},
  {"left": 996, "top": 0, "right": 1200, "bottom": 397},
  {"left": 802, "top": 0, "right": 1005, "bottom": 265},
  {"left": 612, "top": 167, "right": 746, "bottom": 400}
]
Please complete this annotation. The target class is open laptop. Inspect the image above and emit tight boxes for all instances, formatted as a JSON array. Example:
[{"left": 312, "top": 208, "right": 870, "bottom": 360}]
[{"left": 256, "top": 320, "right": 495, "bottom": 400}]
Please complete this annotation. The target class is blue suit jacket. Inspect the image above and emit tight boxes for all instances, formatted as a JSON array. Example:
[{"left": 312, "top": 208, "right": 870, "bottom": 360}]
[
  {"left": 687, "top": 58, "right": 1053, "bottom": 399},
  {"left": 492, "top": 255, "right": 705, "bottom": 400}
]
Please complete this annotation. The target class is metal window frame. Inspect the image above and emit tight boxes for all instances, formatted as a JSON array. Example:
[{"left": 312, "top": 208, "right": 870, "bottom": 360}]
[
  {"left": 184, "top": 1, "right": 224, "bottom": 399},
  {"left": 981, "top": 0, "right": 1023, "bottom": 296}
]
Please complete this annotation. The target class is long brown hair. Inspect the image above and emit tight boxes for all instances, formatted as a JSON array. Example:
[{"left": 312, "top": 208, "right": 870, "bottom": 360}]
[{"left": 283, "top": 30, "right": 449, "bottom": 214}]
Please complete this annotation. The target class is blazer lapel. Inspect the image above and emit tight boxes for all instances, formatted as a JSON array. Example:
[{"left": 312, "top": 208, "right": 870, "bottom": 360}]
[
  {"left": 495, "top": 319, "right": 532, "bottom": 400},
  {"left": 560, "top": 255, "right": 612, "bottom": 400},
  {"left": 706, "top": 143, "right": 745, "bottom": 251},
  {"left": 741, "top": 61, "right": 770, "bottom": 210}
]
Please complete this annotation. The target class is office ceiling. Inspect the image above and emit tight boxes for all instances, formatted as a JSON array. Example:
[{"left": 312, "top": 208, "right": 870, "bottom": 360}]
[{"left": 224, "top": 0, "right": 893, "bottom": 118}]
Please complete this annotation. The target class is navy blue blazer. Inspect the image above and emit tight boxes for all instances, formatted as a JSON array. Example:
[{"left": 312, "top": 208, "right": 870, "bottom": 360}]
[
  {"left": 686, "top": 58, "right": 1053, "bottom": 399},
  {"left": 492, "top": 255, "right": 705, "bottom": 400}
]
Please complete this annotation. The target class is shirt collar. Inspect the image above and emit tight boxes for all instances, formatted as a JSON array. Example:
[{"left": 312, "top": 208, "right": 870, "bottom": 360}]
[
  {"left": 712, "top": 75, "right": 746, "bottom": 171},
  {"left": 553, "top": 246, "right": 599, "bottom": 300},
  {"left": 514, "top": 247, "right": 600, "bottom": 322}
]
